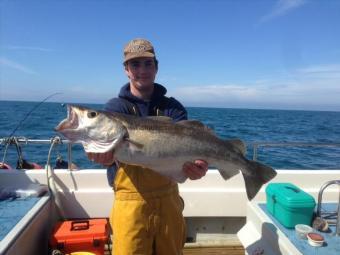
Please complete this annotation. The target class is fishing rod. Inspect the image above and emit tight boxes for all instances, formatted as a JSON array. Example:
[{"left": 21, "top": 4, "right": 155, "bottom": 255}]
[{"left": 0, "top": 92, "right": 62, "bottom": 152}]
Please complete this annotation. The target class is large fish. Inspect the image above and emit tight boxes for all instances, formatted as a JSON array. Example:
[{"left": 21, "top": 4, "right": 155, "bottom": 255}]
[{"left": 55, "top": 105, "right": 276, "bottom": 200}]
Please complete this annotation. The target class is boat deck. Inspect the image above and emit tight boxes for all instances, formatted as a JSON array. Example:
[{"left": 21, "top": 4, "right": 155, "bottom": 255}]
[
  {"left": 239, "top": 202, "right": 340, "bottom": 255},
  {"left": 1, "top": 168, "right": 340, "bottom": 255}
]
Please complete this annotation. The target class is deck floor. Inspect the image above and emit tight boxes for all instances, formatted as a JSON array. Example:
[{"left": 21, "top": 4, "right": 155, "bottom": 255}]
[
  {"left": 104, "top": 242, "right": 245, "bottom": 255},
  {"left": 183, "top": 246, "right": 244, "bottom": 255},
  {"left": 183, "top": 240, "right": 245, "bottom": 255},
  {"left": 100, "top": 236, "right": 245, "bottom": 255}
]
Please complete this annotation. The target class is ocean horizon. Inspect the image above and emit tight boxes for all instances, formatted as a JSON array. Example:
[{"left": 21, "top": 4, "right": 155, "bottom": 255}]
[{"left": 2, "top": 99, "right": 340, "bottom": 113}]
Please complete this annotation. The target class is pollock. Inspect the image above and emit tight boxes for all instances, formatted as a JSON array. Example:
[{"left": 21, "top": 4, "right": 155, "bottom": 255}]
[{"left": 55, "top": 105, "right": 276, "bottom": 200}]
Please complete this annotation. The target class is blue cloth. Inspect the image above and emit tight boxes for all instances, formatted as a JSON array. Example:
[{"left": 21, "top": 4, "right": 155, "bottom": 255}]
[
  {"left": 106, "top": 164, "right": 118, "bottom": 187},
  {"left": 0, "top": 197, "right": 40, "bottom": 240},
  {"left": 0, "top": 188, "right": 18, "bottom": 201},
  {"left": 259, "top": 203, "right": 340, "bottom": 255},
  {"left": 104, "top": 83, "right": 188, "bottom": 186}
]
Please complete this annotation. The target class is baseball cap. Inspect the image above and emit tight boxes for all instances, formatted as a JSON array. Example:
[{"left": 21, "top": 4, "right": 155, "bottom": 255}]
[{"left": 123, "top": 38, "right": 156, "bottom": 63}]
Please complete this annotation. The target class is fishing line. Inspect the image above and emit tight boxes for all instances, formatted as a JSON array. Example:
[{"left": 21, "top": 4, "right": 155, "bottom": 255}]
[{"left": 0, "top": 92, "right": 62, "bottom": 153}]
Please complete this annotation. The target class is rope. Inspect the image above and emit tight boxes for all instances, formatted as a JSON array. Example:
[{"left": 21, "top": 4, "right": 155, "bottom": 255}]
[
  {"left": 13, "top": 137, "right": 24, "bottom": 169},
  {"left": 1, "top": 139, "right": 10, "bottom": 165},
  {"left": 46, "top": 136, "right": 66, "bottom": 220}
]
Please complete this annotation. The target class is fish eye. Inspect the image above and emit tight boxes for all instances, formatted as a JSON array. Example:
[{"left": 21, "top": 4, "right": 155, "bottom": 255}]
[{"left": 87, "top": 111, "right": 98, "bottom": 118}]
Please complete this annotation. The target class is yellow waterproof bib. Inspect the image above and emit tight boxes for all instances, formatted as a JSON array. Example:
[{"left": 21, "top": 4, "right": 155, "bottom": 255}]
[{"left": 110, "top": 164, "right": 186, "bottom": 255}]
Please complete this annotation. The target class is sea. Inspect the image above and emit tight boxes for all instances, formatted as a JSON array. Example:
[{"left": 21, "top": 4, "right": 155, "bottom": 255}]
[{"left": 0, "top": 100, "right": 340, "bottom": 170}]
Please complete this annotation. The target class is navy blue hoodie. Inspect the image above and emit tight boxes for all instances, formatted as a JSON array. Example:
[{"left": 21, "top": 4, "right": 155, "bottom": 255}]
[
  {"left": 104, "top": 83, "right": 187, "bottom": 121},
  {"left": 104, "top": 83, "right": 188, "bottom": 186}
]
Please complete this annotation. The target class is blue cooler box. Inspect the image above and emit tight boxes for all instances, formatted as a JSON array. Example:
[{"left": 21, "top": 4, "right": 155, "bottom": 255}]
[{"left": 265, "top": 183, "right": 316, "bottom": 228}]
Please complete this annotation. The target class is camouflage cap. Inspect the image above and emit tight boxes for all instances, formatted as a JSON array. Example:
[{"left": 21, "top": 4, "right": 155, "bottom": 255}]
[{"left": 123, "top": 38, "right": 156, "bottom": 63}]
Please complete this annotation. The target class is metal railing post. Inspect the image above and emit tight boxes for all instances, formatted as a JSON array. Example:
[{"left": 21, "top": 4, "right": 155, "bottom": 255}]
[
  {"left": 67, "top": 143, "right": 72, "bottom": 170},
  {"left": 316, "top": 180, "right": 340, "bottom": 236},
  {"left": 253, "top": 144, "right": 258, "bottom": 161}
]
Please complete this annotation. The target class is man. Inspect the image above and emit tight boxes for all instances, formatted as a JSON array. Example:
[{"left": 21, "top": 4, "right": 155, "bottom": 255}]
[{"left": 88, "top": 38, "right": 208, "bottom": 255}]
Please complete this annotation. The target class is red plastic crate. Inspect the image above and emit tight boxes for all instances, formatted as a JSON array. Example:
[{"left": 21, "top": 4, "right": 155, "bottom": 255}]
[{"left": 50, "top": 219, "right": 110, "bottom": 255}]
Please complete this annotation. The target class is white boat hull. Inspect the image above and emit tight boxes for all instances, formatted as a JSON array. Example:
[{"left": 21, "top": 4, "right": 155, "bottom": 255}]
[{"left": 1, "top": 168, "right": 339, "bottom": 254}]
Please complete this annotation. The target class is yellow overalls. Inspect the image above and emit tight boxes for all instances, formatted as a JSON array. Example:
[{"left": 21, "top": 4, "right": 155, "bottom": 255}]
[{"left": 110, "top": 163, "right": 186, "bottom": 255}]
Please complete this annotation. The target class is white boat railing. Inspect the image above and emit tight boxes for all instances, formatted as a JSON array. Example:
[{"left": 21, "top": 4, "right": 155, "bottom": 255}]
[
  {"left": 0, "top": 136, "right": 75, "bottom": 168},
  {"left": 2, "top": 137, "right": 340, "bottom": 169}
]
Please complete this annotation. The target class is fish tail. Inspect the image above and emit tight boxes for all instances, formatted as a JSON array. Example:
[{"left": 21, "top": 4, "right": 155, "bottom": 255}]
[{"left": 242, "top": 161, "right": 277, "bottom": 200}]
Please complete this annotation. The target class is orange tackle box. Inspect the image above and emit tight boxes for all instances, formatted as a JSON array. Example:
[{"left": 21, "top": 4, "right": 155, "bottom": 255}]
[{"left": 49, "top": 218, "right": 110, "bottom": 255}]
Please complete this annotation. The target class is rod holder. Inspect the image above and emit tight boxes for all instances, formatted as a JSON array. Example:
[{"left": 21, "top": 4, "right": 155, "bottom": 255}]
[{"left": 316, "top": 180, "right": 340, "bottom": 236}]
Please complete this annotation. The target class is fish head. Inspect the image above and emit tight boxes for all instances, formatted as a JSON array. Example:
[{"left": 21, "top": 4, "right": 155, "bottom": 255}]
[{"left": 55, "top": 105, "right": 127, "bottom": 153}]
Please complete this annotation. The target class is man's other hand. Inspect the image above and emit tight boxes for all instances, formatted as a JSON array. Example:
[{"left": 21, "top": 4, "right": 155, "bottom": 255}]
[{"left": 183, "top": 160, "right": 208, "bottom": 180}]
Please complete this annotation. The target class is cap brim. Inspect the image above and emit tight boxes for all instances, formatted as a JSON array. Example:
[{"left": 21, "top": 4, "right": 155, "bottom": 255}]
[{"left": 124, "top": 52, "right": 155, "bottom": 63}]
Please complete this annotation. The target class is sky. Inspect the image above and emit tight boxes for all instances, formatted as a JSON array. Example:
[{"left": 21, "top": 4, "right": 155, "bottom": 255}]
[{"left": 0, "top": 0, "right": 340, "bottom": 111}]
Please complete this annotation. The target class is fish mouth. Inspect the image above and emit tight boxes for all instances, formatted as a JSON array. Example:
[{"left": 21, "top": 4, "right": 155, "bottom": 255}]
[{"left": 55, "top": 105, "right": 79, "bottom": 132}]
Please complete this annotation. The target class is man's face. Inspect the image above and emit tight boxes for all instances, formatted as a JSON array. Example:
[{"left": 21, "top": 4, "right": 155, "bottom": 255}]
[{"left": 125, "top": 57, "right": 158, "bottom": 91}]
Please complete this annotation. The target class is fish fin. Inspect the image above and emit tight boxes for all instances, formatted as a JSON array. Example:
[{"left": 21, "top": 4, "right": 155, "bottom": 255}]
[
  {"left": 125, "top": 138, "right": 144, "bottom": 150},
  {"left": 228, "top": 139, "right": 247, "bottom": 156},
  {"left": 242, "top": 161, "right": 277, "bottom": 200},
  {"left": 177, "top": 120, "right": 205, "bottom": 128},
  {"left": 177, "top": 120, "right": 215, "bottom": 134},
  {"left": 173, "top": 174, "right": 187, "bottom": 183},
  {"left": 217, "top": 165, "right": 240, "bottom": 180},
  {"left": 167, "top": 171, "right": 187, "bottom": 183},
  {"left": 146, "top": 116, "right": 172, "bottom": 122}
]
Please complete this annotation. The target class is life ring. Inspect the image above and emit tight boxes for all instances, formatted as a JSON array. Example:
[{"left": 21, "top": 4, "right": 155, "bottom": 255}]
[
  {"left": 30, "top": 162, "right": 43, "bottom": 169},
  {"left": 17, "top": 159, "right": 43, "bottom": 169},
  {"left": 0, "top": 162, "right": 12, "bottom": 170}
]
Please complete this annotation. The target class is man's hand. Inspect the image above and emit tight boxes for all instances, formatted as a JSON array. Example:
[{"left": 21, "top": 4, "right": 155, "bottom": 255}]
[
  {"left": 183, "top": 160, "right": 208, "bottom": 180},
  {"left": 87, "top": 151, "right": 115, "bottom": 166}
]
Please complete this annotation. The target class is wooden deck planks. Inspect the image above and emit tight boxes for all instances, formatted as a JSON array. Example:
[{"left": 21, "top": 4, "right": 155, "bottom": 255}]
[
  {"left": 183, "top": 245, "right": 245, "bottom": 255},
  {"left": 183, "top": 241, "right": 245, "bottom": 255}
]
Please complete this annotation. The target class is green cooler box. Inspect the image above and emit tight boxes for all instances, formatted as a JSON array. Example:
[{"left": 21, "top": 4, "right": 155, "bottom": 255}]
[{"left": 265, "top": 183, "right": 316, "bottom": 228}]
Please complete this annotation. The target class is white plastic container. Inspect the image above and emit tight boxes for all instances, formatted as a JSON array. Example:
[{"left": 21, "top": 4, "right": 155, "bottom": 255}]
[
  {"left": 295, "top": 224, "right": 313, "bottom": 239},
  {"left": 307, "top": 232, "right": 324, "bottom": 247}
]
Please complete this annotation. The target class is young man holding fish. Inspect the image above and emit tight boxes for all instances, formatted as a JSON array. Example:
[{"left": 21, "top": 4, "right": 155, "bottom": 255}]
[{"left": 88, "top": 39, "right": 208, "bottom": 255}]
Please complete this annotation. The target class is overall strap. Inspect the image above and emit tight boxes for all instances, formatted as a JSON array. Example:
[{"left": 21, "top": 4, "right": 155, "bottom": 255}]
[
  {"left": 119, "top": 98, "right": 141, "bottom": 116},
  {"left": 119, "top": 96, "right": 172, "bottom": 117},
  {"left": 151, "top": 96, "right": 172, "bottom": 116}
]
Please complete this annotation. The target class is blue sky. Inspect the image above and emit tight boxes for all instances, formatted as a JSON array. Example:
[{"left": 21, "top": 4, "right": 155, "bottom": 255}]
[{"left": 0, "top": 0, "right": 339, "bottom": 111}]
